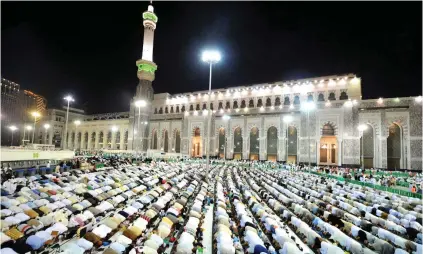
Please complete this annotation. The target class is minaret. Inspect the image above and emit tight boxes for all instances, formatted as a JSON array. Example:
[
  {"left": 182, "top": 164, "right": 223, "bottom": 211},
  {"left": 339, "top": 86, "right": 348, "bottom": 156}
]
[{"left": 129, "top": 2, "right": 158, "bottom": 153}]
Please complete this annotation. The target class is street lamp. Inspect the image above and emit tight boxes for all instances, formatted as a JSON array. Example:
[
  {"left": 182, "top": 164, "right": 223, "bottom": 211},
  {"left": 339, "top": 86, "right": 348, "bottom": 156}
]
[
  {"left": 9, "top": 125, "right": 17, "bottom": 146},
  {"left": 222, "top": 114, "right": 230, "bottom": 160},
  {"left": 358, "top": 124, "right": 368, "bottom": 171},
  {"left": 283, "top": 115, "right": 293, "bottom": 163},
  {"left": 43, "top": 124, "right": 50, "bottom": 144},
  {"left": 301, "top": 101, "right": 315, "bottom": 169},
  {"left": 202, "top": 49, "right": 221, "bottom": 180},
  {"left": 31, "top": 112, "right": 40, "bottom": 144},
  {"left": 63, "top": 95, "right": 74, "bottom": 149},
  {"left": 135, "top": 99, "right": 147, "bottom": 155}
]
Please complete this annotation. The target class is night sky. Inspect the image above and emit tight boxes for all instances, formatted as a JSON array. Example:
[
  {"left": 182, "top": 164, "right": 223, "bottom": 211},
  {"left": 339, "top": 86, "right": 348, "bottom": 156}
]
[{"left": 1, "top": 1, "right": 421, "bottom": 114}]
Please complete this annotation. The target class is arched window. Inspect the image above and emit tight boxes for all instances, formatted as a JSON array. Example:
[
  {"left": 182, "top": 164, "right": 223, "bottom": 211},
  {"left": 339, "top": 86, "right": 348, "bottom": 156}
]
[
  {"left": 189, "top": 105, "right": 194, "bottom": 111},
  {"left": 225, "top": 102, "right": 231, "bottom": 109},
  {"left": 284, "top": 97, "right": 290, "bottom": 105},
  {"left": 250, "top": 127, "right": 259, "bottom": 160},
  {"left": 159, "top": 108, "right": 163, "bottom": 114},
  {"left": 328, "top": 92, "right": 336, "bottom": 101},
  {"left": 233, "top": 127, "right": 243, "bottom": 157},
  {"left": 154, "top": 108, "right": 158, "bottom": 114},
  {"left": 218, "top": 128, "right": 225, "bottom": 158},
  {"left": 257, "top": 99, "right": 263, "bottom": 107},
  {"left": 163, "top": 130, "right": 169, "bottom": 152},
  {"left": 181, "top": 106, "right": 185, "bottom": 112},
  {"left": 307, "top": 94, "right": 313, "bottom": 102},
  {"left": 196, "top": 104, "right": 200, "bottom": 110},
  {"left": 361, "top": 124, "right": 374, "bottom": 168},
  {"left": 266, "top": 98, "right": 271, "bottom": 107},
  {"left": 249, "top": 100, "right": 254, "bottom": 108},
  {"left": 165, "top": 107, "right": 169, "bottom": 114},
  {"left": 176, "top": 106, "right": 179, "bottom": 113},
  {"left": 218, "top": 102, "right": 223, "bottom": 109},
  {"left": 210, "top": 103, "right": 214, "bottom": 110},
  {"left": 322, "top": 124, "right": 335, "bottom": 136},
  {"left": 53, "top": 131, "right": 62, "bottom": 148},
  {"left": 115, "top": 131, "right": 120, "bottom": 144},
  {"left": 91, "top": 132, "right": 96, "bottom": 148},
  {"left": 233, "top": 101, "right": 238, "bottom": 109},
  {"left": 293, "top": 96, "right": 300, "bottom": 105},
  {"left": 202, "top": 103, "right": 207, "bottom": 110},
  {"left": 152, "top": 130, "right": 158, "bottom": 149},
  {"left": 99, "top": 132, "right": 104, "bottom": 147},
  {"left": 387, "top": 124, "right": 402, "bottom": 169},
  {"left": 275, "top": 97, "right": 281, "bottom": 106},
  {"left": 267, "top": 127, "right": 278, "bottom": 160},
  {"left": 241, "top": 100, "right": 246, "bottom": 108},
  {"left": 339, "top": 91, "right": 348, "bottom": 100},
  {"left": 318, "top": 94, "right": 325, "bottom": 102},
  {"left": 107, "top": 131, "right": 112, "bottom": 148},
  {"left": 287, "top": 126, "right": 297, "bottom": 160},
  {"left": 170, "top": 106, "right": 174, "bottom": 113},
  {"left": 175, "top": 130, "right": 181, "bottom": 153},
  {"left": 84, "top": 132, "right": 88, "bottom": 149},
  {"left": 124, "top": 130, "right": 128, "bottom": 150}
]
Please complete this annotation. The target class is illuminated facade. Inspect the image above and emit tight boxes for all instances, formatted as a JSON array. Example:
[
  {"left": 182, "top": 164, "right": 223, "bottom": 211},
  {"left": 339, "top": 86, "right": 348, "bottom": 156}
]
[{"left": 33, "top": 3, "right": 422, "bottom": 170}]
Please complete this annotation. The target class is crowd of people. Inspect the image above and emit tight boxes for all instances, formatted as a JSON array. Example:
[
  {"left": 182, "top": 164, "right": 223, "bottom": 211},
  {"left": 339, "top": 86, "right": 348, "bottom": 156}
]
[{"left": 0, "top": 158, "right": 422, "bottom": 254}]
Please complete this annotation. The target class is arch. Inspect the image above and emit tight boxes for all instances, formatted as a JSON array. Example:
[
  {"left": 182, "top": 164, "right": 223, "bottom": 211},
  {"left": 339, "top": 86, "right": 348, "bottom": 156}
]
[
  {"left": 174, "top": 130, "right": 181, "bottom": 153},
  {"left": 339, "top": 91, "right": 348, "bottom": 100},
  {"left": 387, "top": 123, "right": 402, "bottom": 169},
  {"left": 233, "top": 101, "right": 238, "bottom": 109},
  {"left": 218, "top": 102, "right": 223, "bottom": 109},
  {"left": 293, "top": 95, "right": 300, "bottom": 105},
  {"left": 189, "top": 105, "right": 194, "bottom": 111},
  {"left": 233, "top": 127, "right": 243, "bottom": 159},
  {"left": 328, "top": 92, "right": 336, "bottom": 101},
  {"left": 265, "top": 98, "right": 271, "bottom": 107},
  {"left": 99, "top": 132, "right": 104, "bottom": 148},
  {"left": 287, "top": 126, "right": 298, "bottom": 163},
  {"left": 115, "top": 131, "right": 121, "bottom": 149},
  {"left": 360, "top": 124, "right": 374, "bottom": 168},
  {"left": 170, "top": 106, "right": 174, "bottom": 113},
  {"left": 176, "top": 106, "right": 179, "bottom": 113},
  {"left": 248, "top": 99, "right": 254, "bottom": 108},
  {"left": 320, "top": 121, "right": 338, "bottom": 136},
  {"left": 107, "top": 131, "right": 112, "bottom": 149},
  {"left": 318, "top": 93, "right": 325, "bottom": 102},
  {"left": 249, "top": 127, "right": 259, "bottom": 160},
  {"left": 307, "top": 94, "right": 313, "bottom": 102},
  {"left": 196, "top": 104, "right": 200, "bottom": 110},
  {"left": 225, "top": 101, "right": 231, "bottom": 109},
  {"left": 159, "top": 107, "right": 163, "bottom": 114},
  {"left": 202, "top": 103, "right": 207, "bottom": 110},
  {"left": 91, "top": 132, "right": 96, "bottom": 149},
  {"left": 267, "top": 126, "right": 278, "bottom": 161},
  {"left": 257, "top": 99, "right": 263, "bottom": 107},
  {"left": 191, "top": 127, "right": 201, "bottom": 157},
  {"left": 163, "top": 130, "right": 169, "bottom": 152},
  {"left": 218, "top": 128, "right": 226, "bottom": 158},
  {"left": 181, "top": 105, "right": 185, "bottom": 112},
  {"left": 84, "top": 132, "right": 89, "bottom": 149},
  {"left": 241, "top": 100, "right": 246, "bottom": 108},
  {"left": 284, "top": 96, "right": 290, "bottom": 105},
  {"left": 151, "top": 130, "right": 158, "bottom": 149},
  {"left": 210, "top": 103, "right": 214, "bottom": 110},
  {"left": 275, "top": 97, "right": 281, "bottom": 106}
]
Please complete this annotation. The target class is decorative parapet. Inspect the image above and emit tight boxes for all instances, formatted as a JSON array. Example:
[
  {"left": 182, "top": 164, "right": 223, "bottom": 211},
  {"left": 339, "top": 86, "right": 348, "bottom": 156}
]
[{"left": 136, "top": 59, "right": 158, "bottom": 81}]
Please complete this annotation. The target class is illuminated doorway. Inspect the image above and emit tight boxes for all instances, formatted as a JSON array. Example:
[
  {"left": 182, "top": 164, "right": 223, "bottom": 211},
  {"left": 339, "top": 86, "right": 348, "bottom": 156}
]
[
  {"left": 319, "top": 124, "right": 338, "bottom": 165},
  {"left": 218, "top": 128, "right": 226, "bottom": 158},
  {"left": 287, "top": 126, "right": 297, "bottom": 163},
  {"left": 233, "top": 127, "right": 243, "bottom": 160},
  {"left": 191, "top": 128, "right": 202, "bottom": 157},
  {"left": 249, "top": 127, "right": 259, "bottom": 160},
  {"left": 267, "top": 126, "right": 278, "bottom": 162}
]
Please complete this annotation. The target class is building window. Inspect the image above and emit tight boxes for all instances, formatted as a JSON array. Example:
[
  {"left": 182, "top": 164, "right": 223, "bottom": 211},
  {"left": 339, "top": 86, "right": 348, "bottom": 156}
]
[
  {"left": 181, "top": 106, "right": 185, "bottom": 112},
  {"left": 233, "top": 101, "right": 238, "bottom": 109},
  {"left": 170, "top": 106, "right": 174, "bottom": 113},
  {"left": 284, "top": 97, "right": 290, "bottom": 105},
  {"left": 293, "top": 96, "right": 300, "bottom": 105},
  {"left": 328, "top": 92, "right": 336, "bottom": 101},
  {"left": 240, "top": 100, "right": 246, "bottom": 108},
  {"left": 176, "top": 106, "right": 179, "bottom": 113},
  {"left": 154, "top": 108, "right": 158, "bottom": 114},
  {"left": 189, "top": 105, "right": 194, "bottom": 111},
  {"left": 249, "top": 99, "right": 254, "bottom": 108},
  {"left": 225, "top": 102, "right": 230, "bottom": 109},
  {"left": 257, "top": 99, "right": 263, "bottom": 107},
  {"left": 307, "top": 94, "right": 313, "bottom": 102},
  {"left": 218, "top": 102, "right": 223, "bottom": 109},
  {"left": 266, "top": 98, "right": 271, "bottom": 107},
  {"left": 318, "top": 94, "right": 325, "bottom": 102},
  {"left": 159, "top": 107, "right": 163, "bottom": 114},
  {"left": 165, "top": 107, "right": 169, "bottom": 114},
  {"left": 196, "top": 104, "right": 200, "bottom": 110},
  {"left": 275, "top": 97, "right": 281, "bottom": 106},
  {"left": 202, "top": 103, "right": 207, "bottom": 110},
  {"left": 339, "top": 91, "right": 348, "bottom": 100},
  {"left": 210, "top": 103, "right": 214, "bottom": 110}
]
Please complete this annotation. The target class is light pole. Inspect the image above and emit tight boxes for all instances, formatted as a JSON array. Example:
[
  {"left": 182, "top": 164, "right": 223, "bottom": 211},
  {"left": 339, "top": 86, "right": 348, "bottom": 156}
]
[
  {"left": 63, "top": 95, "right": 74, "bottom": 149},
  {"left": 31, "top": 112, "right": 40, "bottom": 144},
  {"left": 43, "top": 124, "right": 50, "bottom": 144},
  {"left": 135, "top": 100, "right": 147, "bottom": 156},
  {"left": 283, "top": 115, "right": 293, "bottom": 163},
  {"left": 301, "top": 102, "right": 315, "bottom": 170},
  {"left": 358, "top": 124, "right": 368, "bottom": 171},
  {"left": 9, "top": 126, "right": 17, "bottom": 146},
  {"left": 74, "top": 120, "right": 81, "bottom": 149},
  {"left": 202, "top": 50, "right": 221, "bottom": 180}
]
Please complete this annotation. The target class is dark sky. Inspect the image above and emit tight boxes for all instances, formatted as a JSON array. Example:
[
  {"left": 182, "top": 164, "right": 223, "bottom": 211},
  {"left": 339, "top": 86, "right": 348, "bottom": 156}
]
[{"left": 1, "top": 1, "right": 422, "bottom": 114}]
